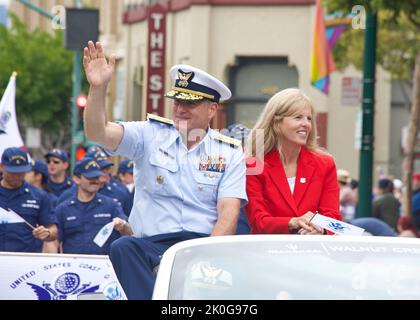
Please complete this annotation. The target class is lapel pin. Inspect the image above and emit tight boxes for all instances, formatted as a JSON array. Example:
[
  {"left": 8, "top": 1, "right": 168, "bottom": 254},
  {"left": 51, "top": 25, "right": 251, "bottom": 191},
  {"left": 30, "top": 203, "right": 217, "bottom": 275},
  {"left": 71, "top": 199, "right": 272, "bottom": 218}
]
[{"left": 300, "top": 178, "right": 306, "bottom": 183}]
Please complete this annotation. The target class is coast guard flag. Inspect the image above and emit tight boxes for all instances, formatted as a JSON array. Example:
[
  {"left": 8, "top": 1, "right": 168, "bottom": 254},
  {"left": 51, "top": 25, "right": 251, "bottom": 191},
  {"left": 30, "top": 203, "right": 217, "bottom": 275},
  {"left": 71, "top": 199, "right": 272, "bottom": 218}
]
[
  {"left": 311, "top": 213, "right": 365, "bottom": 236},
  {"left": 0, "top": 72, "right": 24, "bottom": 159},
  {"left": 93, "top": 221, "right": 115, "bottom": 247},
  {"left": 0, "top": 207, "right": 26, "bottom": 224}
]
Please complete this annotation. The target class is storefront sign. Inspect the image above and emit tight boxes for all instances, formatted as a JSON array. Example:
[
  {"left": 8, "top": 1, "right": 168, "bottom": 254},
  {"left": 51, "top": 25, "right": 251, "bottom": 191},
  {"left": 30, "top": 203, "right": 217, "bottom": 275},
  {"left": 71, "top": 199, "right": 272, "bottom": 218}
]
[
  {"left": 146, "top": 4, "right": 166, "bottom": 115},
  {"left": 341, "top": 77, "right": 361, "bottom": 106}
]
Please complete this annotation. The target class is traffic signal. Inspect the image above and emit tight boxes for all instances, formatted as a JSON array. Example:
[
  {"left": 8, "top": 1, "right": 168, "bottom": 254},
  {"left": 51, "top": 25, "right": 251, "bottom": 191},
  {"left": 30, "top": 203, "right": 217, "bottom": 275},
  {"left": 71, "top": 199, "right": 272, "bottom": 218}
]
[
  {"left": 65, "top": 8, "right": 99, "bottom": 50},
  {"left": 76, "top": 94, "right": 87, "bottom": 109},
  {"left": 76, "top": 145, "right": 86, "bottom": 161}
]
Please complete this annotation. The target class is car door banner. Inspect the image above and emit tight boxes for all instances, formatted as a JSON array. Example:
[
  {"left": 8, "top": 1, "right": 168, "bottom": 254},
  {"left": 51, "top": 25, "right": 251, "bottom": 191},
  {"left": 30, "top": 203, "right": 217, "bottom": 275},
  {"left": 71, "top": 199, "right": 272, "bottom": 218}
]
[{"left": 0, "top": 252, "right": 127, "bottom": 300}]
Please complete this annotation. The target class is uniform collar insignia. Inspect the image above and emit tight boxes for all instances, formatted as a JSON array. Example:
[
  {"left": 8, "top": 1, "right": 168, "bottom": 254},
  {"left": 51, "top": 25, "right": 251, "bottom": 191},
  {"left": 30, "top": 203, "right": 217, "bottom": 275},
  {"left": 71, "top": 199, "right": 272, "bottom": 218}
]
[
  {"left": 147, "top": 113, "right": 174, "bottom": 126},
  {"left": 213, "top": 132, "right": 241, "bottom": 148}
]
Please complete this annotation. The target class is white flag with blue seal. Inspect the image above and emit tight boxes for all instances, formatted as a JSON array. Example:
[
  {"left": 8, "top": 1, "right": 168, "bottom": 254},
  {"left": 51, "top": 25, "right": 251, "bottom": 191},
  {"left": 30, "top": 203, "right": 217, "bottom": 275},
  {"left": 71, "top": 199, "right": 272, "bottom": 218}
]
[
  {"left": 311, "top": 213, "right": 365, "bottom": 235},
  {"left": 93, "top": 221, "right": 115, "bottom": 247},
  {"left": 0, "top": 207, "right": 26, "bottom": 224},
  {"left": 0, "top": 72, "right": 24, "bottom": 159}
]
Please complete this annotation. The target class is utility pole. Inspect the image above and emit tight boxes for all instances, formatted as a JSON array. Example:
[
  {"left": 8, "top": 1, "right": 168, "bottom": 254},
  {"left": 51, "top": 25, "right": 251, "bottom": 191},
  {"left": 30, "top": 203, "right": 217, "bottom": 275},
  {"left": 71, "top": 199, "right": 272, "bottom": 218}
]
[
  {"left": 357, "top": 13, "right": 377, "bottom": 217},
  {"left": 14, "top": 0, "right": 54, "bottom": 19},
  {"left": 70, "top": 0, "right": 82, "bottom": 174},
  {"left": 14, "top": 0, "right": 82, "bottom": 173}
]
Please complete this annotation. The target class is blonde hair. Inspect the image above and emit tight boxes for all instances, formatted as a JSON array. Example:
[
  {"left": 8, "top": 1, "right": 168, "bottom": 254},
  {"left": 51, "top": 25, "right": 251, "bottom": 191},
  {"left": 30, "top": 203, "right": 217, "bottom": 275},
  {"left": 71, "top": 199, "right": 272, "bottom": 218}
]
[{"left": 245, "top": 88, "right": 321, "bottom": 158}]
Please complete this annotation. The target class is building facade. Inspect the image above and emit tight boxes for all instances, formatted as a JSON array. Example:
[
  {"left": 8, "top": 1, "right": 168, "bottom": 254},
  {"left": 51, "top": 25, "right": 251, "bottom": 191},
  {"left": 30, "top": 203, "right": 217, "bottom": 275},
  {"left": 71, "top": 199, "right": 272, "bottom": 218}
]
[
  {"left": 122, "top": 0, "right": 393, "bottom": 181},
  {"left": 9, "top": 0, "right": 408, "bottom": 183}
]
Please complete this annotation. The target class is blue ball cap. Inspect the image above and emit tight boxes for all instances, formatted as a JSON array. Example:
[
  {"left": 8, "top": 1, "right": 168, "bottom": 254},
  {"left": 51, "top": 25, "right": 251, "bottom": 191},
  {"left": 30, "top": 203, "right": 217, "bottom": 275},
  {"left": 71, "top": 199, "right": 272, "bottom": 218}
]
[
  {"left": 1, "top": 147, "right": 31, "bottom": 173},
  {"left": 86, "top": 149, "right": 113, "bottom": 169},
  {"left": 31, "top": 159, "right": 48, "bottom": 177},
  {"left": 45, "top": 148, "right": 69, "bottom": 162},
  {"left": 227, "top": 123, "right": 250, "bottom": 140},
  {"left": 74, "top": 157, "right": 103, "bottom": 179},
  {"left": 86, "top": 144, "right": 111, "bottom": 157},
  {"left": 118, "top": 159, "right": 134, "bottom": 174},
  {"left": 165, "top": 64, "right": 231, "bottom": 103},
  {"left": 378, "top": 178, "right": 393, "bottom": 190}
]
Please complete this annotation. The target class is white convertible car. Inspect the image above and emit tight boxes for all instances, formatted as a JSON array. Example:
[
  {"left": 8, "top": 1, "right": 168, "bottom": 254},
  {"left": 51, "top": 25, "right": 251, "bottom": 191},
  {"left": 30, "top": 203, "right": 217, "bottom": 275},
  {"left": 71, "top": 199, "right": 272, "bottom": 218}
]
[{"left": 153, "top": 235, "right": 420, "bottom": 300}]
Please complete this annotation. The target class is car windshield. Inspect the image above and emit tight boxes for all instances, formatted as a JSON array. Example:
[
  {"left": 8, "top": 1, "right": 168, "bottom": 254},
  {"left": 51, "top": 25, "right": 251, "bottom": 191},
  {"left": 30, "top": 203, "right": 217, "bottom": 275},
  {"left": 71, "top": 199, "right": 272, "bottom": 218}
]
[{"left": 168, "top": 239, "right": 420, "bottom": 299}]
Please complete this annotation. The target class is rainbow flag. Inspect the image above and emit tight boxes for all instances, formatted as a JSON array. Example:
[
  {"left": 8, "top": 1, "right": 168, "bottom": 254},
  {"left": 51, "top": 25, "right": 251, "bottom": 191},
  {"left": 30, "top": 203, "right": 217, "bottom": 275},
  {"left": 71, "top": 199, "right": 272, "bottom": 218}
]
[
  {"left": 325, "top": 16, "right": 352, "bottom": 49},
  {"left": 310, "top": 0, "right": 336, "bottom": 95}
]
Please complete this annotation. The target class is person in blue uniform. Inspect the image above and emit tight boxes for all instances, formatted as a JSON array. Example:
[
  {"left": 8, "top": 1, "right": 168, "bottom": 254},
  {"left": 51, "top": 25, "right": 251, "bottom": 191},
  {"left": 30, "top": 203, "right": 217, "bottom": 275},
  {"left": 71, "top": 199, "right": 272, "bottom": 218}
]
[
  {"left": 83, "top": 41, "right": 247, "bottom": 299},
  {"left": 88, "top": 149, "right": 133, "bottom": 214},
  {"left": 0, "top": 147, "right": 58, "bottom": 252},
  {"left": 25, "top": 159, "right": 59, "bottom": 252},
  {"left": 53, "top": 157, "right": 133, "bottom": 255},
  {"left": 57, "top": 154, "right": 132, "bottom": 216},
  {"left": 25, "top": 159, "right": 58, "bottom": 205},
  {"left": 117, "top": 160, "right": 135, "bottom": 216},
  {"left": 117, "top": 159, "right": 135, "bottom": 193},
  {"left": 228, "top": 124, "right": 251, "bottom": 235},
  {"left": 45, "top": 149, "right": 73, "bottom": 197}
]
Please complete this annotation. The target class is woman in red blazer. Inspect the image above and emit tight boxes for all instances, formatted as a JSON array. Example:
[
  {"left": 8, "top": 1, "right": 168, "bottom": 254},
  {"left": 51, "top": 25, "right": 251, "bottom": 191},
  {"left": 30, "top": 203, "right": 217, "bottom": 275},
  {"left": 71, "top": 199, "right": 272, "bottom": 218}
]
[{"left": 245, "top": 88, "right": 341, "bottom": 235}]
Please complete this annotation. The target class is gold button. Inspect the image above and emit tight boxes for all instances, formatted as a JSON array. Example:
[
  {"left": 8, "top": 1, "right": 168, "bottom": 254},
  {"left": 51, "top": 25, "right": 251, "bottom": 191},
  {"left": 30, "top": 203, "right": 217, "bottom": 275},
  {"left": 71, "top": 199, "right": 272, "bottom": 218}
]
[{"left": 156, "top": 176, "right": 164, "bottom": 184}]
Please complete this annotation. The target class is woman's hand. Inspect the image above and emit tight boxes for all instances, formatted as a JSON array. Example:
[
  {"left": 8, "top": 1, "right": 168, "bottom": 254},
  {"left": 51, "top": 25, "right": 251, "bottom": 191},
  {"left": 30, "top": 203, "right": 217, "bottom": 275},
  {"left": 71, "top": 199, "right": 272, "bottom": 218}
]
[{"left": 288, "top": 211, "right": 324, "bottom": 235}]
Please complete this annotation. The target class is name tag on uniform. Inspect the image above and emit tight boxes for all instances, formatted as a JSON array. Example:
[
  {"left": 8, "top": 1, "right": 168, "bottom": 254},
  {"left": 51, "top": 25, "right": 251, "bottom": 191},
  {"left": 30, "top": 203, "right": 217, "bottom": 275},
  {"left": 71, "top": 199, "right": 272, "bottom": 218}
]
[{"left": 158, "top": 148, "right": 175, "bottom": 160}]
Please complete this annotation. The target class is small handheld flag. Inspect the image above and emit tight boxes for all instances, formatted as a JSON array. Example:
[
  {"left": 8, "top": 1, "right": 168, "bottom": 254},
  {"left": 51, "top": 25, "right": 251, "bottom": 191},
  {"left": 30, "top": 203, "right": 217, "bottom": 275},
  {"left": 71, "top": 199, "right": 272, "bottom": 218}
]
[
  {"left": 0, "top": 207, "right": 35, "bottom": 229},
  {"left": 311, "top": 213, "right": 365, "bottom": 236},
  {"left": 93, "top": 221, "right": 115, "bottom": 247}
]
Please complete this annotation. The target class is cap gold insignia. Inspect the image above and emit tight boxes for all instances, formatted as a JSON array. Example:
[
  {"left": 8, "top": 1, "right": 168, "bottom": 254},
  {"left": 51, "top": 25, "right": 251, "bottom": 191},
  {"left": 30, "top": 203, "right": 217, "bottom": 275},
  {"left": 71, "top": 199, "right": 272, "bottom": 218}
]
[
  {"left": 85, "top": 161, "right": 99, "bottom": 170},
  {"left": 156, "top": 176, "right": 164, "bottom": 184},
  {"left": 178, "top": 71, "right": 193, "bottom": 88},
  {"left": 10, "top": 155, "right": 26, "bottom": 162}
]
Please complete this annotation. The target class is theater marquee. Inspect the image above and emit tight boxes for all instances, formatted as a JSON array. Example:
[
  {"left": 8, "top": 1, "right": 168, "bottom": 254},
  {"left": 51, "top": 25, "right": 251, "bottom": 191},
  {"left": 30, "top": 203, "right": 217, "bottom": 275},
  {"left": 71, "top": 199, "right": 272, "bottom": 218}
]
[{"left": 147, "top": 3, "right": 166, "bottom": 115}]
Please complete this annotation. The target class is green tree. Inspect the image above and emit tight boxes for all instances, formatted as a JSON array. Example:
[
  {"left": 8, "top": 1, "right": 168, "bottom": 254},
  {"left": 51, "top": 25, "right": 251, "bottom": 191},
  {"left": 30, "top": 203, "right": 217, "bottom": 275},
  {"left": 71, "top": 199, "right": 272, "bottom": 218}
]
[
  {"left": 0, "top": 14, "right": 74, "bottom": 154},
  {"left": 326, "top": 0, "right": 420, "bottom": 218}
]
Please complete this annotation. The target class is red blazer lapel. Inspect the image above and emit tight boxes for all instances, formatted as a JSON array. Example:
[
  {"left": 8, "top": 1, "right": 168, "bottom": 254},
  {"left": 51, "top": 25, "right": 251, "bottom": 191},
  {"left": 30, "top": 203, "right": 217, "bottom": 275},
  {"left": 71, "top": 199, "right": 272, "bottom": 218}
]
[
  {"left": 265, "top": 149, "right": 298, "bottom": 214},
  {"left": 293, "top": 148, "right": 315, "bottom": 207}
]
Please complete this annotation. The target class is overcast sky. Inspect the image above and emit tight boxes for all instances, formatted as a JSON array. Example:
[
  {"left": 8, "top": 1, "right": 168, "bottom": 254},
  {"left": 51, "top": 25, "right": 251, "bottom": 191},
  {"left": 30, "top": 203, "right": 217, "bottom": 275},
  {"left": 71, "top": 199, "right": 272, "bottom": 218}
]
[{"left": 0, "top": 0, "right": 9, "bottom": 5}]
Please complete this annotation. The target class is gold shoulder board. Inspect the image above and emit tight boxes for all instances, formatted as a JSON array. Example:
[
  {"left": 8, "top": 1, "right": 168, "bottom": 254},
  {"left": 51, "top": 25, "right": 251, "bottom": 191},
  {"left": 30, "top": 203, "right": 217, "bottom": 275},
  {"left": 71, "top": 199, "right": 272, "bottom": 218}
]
[
  {"left": 147, "top": 113, "right": 174, "bottom": 126},
  {"left": 214, "top": 133, "right": 241, "bottom": 148}
]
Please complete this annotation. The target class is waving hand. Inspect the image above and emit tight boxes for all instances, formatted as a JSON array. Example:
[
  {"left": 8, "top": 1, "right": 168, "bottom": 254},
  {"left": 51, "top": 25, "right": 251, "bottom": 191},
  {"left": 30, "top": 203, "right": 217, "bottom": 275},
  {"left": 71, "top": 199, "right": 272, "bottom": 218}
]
[{"left": 83, "top": 41, "right": 116, "bottom": 88}]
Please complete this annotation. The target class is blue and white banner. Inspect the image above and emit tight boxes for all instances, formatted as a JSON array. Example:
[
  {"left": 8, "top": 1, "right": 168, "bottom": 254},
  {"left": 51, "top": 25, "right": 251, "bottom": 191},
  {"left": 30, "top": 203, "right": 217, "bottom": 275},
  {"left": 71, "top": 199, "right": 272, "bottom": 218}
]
[{"left": 0, "top": 252, "right": 127, "bottom": 300}]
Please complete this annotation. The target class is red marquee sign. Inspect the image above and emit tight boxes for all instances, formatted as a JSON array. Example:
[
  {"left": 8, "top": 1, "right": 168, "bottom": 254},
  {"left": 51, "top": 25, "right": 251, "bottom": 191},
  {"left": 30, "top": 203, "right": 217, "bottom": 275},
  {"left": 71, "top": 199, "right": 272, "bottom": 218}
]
[{"left": 146, "top": 4, "right": 166, "bottom": 115}]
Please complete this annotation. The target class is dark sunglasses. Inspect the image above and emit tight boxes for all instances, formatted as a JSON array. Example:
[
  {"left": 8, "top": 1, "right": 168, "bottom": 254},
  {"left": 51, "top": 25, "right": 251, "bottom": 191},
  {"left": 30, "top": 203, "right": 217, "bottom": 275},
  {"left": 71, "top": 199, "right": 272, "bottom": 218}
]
[{"left": 47, "top": 159, "right": 62, "bottom": 164}]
